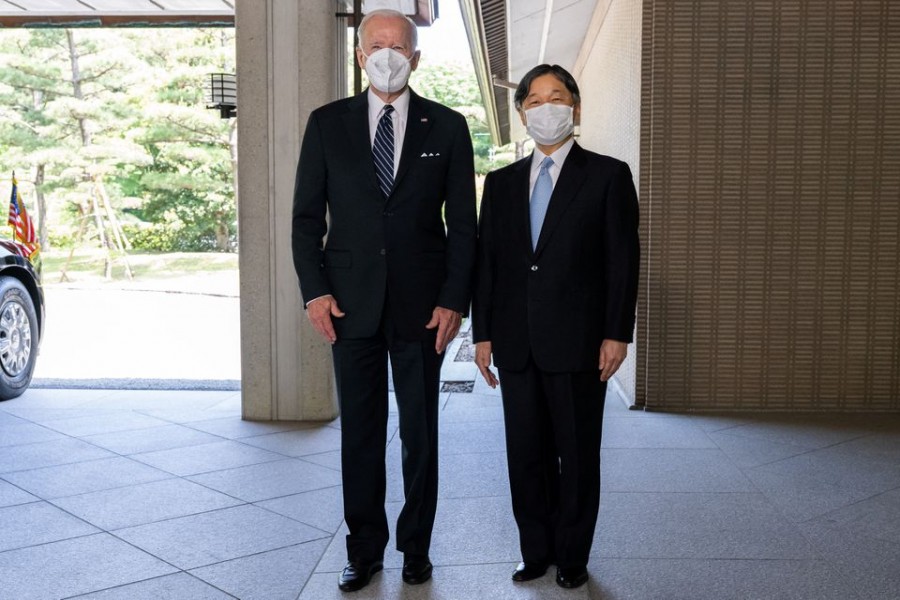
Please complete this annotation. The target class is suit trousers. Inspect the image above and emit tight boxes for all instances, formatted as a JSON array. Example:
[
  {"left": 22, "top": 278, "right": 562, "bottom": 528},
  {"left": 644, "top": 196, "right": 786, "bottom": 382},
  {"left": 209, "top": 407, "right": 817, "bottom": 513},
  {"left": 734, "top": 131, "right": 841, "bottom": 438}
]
[
  {"left": 331, "top": 300, "right": 444, "bottom": 562},
  {"left": 498, "top": 358, "right": 606, "bottom": 568}
]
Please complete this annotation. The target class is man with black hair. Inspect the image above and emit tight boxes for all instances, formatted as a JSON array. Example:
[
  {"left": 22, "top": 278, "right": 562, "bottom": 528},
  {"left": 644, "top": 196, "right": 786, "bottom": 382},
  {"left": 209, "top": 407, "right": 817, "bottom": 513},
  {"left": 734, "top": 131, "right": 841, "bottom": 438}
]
[{"left": 473, "top": 64, "right": 639, "bottom": 589}]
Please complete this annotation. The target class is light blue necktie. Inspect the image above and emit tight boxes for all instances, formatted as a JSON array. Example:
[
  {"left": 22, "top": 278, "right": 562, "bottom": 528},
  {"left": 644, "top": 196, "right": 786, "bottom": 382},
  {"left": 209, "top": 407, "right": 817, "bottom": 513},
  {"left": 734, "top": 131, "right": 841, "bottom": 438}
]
[
  {"left": 373, "top": 104, "right": 395, "bottom": 198},
  {"left": 530, "top": 156, "right": 554, "bottom": 250}
]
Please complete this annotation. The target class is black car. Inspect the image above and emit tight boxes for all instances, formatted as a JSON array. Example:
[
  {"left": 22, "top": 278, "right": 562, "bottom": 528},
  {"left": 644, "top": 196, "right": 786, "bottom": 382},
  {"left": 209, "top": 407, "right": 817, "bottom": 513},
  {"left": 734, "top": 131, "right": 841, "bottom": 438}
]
[{"left": 0, "top": 239, "right": 43, "bottom": 400}]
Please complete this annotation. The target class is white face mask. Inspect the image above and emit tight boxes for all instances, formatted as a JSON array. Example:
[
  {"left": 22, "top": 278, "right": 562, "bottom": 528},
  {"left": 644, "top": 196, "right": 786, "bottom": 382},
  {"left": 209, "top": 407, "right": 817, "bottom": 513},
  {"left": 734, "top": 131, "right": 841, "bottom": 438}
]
[
  {"left": 363, "top": 48, "right": 413, "bottom": 94},
  {"left": 524, "top": 103, "right": 575, "bottom": 146}
]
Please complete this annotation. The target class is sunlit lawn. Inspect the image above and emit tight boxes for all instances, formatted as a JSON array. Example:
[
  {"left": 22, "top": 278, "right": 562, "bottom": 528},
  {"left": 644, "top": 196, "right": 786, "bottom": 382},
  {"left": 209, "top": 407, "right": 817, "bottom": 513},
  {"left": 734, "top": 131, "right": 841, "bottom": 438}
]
[{"left": 39, "top": 248, "right": 239, "bottom": 285}]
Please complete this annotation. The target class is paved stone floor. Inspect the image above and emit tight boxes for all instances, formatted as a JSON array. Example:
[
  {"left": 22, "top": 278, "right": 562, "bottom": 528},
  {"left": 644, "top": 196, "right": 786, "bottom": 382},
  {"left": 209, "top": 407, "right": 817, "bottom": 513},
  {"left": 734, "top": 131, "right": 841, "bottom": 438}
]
[{"left": 2, "top": 382, "right": 900, "bottom": 599}]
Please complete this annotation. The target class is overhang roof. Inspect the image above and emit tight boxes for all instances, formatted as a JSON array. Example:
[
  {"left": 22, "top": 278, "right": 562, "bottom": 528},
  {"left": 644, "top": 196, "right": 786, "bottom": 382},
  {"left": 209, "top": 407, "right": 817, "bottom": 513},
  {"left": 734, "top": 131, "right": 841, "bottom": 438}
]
[
  {"left": 0, "top": 0, "right": 234, "bottom": 27},
  {"left": 461, "top": 0, "right": 602, "bottom": 145}
]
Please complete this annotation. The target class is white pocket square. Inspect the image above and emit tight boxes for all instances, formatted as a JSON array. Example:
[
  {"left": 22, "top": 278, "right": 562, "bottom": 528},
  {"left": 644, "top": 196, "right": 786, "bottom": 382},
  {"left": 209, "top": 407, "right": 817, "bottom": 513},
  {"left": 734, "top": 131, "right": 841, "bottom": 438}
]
[{"left": 420, "top": 152, "right": 441, "bottom": 158}]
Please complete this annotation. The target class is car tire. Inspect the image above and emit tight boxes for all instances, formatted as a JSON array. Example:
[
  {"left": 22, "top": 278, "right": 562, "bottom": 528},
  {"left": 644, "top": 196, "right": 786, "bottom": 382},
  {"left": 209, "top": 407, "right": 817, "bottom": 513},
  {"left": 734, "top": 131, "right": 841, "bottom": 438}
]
[{"left": 0, "top": 276, "right": 39, "bottom": 401}]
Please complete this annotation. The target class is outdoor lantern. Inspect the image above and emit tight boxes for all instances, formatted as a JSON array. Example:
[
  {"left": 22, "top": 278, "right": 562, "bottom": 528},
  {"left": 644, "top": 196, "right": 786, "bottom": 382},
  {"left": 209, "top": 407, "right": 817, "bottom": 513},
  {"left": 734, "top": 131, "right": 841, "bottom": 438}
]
[{"left": 207, "top": 73, "right": 236, "bottom": 119}]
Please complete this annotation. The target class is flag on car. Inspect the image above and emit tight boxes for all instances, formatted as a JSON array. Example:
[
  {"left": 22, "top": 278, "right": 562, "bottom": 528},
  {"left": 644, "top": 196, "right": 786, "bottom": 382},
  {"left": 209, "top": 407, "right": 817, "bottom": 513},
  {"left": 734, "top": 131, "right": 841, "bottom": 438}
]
[{"left": 8, "top": 172, "right": 39, "bottom": 258}]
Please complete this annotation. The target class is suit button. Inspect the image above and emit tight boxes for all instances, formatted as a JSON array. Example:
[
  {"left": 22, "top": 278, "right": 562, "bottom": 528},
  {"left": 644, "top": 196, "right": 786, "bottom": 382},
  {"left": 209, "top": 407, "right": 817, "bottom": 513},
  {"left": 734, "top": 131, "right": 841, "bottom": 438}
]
[
  {"left": 531, "top": 265, "right": 538, "bottom": 271},
  {"left": 380, "top": 249, "right": 386, "bottom": 255},
  {"left": 383, "top": 211, "right": 393, "bottom": 217}
]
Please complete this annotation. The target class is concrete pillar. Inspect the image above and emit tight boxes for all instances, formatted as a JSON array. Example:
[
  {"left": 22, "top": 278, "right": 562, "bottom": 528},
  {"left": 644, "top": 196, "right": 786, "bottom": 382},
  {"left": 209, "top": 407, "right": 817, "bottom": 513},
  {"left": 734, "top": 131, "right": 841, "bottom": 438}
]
[{"left": 235, "top": 0, "right": 338, "bottom": 421}]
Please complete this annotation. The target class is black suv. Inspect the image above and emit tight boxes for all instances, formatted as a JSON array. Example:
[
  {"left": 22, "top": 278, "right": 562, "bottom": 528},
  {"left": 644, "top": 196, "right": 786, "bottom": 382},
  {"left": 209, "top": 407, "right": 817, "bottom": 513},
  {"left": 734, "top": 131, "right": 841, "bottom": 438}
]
[{"left": 0, "top": 239, "right": 43, "bottom": 400}]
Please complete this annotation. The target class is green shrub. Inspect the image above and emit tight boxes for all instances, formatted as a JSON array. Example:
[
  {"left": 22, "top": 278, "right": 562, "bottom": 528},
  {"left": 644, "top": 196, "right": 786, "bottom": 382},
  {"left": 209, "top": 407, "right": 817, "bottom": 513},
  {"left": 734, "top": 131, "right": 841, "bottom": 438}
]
[
  {"left": 122, "top": 222, "right": 225, "bottom": 252},
  {"left": 46, "top": 231, "right": 77, "bottom": 249}
]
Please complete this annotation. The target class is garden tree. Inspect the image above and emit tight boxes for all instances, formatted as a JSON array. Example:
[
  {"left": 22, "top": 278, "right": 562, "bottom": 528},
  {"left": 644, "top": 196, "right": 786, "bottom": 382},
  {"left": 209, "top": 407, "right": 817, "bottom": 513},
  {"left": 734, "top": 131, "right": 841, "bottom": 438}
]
[
  {"left": 0, "top": 28, "right": 149, "bottom": 276},
  {"left": 61, "top": 29, "right": 143, "bottom": 278},
  {"left": 410, "top": 61, "right": 481, "bottom": 107},
  {"left": 0, "top": 27, "right": 236, "bottom": 260},
  {"left": 121, "top": 28, "right": 236, "bottom": 252},
  {"left": 0, "top": 29, "right": 73, "bottom": 248}
]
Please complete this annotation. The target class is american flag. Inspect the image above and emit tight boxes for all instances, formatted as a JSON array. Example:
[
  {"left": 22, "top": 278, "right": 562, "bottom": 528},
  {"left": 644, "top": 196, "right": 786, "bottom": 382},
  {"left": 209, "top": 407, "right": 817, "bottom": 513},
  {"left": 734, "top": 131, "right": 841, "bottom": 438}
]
[{"left": 8, "top": 173, "right": 39, "bottom": 257}]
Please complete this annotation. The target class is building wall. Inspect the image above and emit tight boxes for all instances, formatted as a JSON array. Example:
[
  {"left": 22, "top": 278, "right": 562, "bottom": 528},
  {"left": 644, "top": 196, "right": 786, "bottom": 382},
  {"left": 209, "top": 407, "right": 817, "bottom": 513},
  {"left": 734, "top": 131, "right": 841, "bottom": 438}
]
[
  {"left": 577, "top": 0, "right": 644, "bottom": 404},
  {"left": 638, "top": 0, "right": 900, "bottom": 411}
]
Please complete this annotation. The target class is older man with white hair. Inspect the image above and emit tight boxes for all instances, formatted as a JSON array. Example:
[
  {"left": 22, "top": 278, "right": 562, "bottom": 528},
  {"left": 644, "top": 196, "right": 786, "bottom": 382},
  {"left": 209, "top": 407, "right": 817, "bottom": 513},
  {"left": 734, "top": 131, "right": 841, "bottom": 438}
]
[{"left": 292, "top": 8, "right": 477, "bottom": 593}]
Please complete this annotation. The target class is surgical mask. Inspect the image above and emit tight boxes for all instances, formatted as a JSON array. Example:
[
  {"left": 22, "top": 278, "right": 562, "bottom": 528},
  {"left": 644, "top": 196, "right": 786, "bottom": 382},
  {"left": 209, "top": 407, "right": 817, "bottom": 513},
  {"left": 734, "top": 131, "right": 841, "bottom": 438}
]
[
  {"left": 363, "top": 48, "right": 413, "bottom": 93},
  {"left": 524, "top": 103, "right": 575, "bottom": 145}
]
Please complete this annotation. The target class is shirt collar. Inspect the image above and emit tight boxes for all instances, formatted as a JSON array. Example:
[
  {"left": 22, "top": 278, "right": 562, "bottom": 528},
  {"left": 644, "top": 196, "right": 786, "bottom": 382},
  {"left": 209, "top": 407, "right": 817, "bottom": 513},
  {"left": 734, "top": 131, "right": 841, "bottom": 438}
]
[
  {"left": 368, "top": 87, "right": 411, "bottom": 121},
  {"left": 531, "top": 137, "right": 576, "bottom": 172}
]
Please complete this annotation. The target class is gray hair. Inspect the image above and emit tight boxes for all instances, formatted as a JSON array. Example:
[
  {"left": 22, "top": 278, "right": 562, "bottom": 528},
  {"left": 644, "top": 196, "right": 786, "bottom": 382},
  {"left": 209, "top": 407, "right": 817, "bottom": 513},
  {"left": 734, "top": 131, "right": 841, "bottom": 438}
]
[{"left": 357, "top": 9, "right": 418, "bottom": 51}]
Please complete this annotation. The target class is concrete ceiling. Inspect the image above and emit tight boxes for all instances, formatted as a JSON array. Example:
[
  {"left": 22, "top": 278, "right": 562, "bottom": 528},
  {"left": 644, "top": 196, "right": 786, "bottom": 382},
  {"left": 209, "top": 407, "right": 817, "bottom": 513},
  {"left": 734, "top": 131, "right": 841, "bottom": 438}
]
[
  {"left": 508, "top": 0, "right": 598, "bottom": 82},
  {"left": 462, "top": 0, "right": 601, "bottom": 144},
  {"left": 0, "top": 0, "right": 234, "bottom": 26}
]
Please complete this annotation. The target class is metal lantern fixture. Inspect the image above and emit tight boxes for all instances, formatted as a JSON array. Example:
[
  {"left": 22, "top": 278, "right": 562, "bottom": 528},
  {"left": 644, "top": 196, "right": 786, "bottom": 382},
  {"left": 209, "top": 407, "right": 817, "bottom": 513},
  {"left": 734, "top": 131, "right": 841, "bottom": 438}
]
[{"left": 207, "top": 73, "right": 236, "bottom": 118}]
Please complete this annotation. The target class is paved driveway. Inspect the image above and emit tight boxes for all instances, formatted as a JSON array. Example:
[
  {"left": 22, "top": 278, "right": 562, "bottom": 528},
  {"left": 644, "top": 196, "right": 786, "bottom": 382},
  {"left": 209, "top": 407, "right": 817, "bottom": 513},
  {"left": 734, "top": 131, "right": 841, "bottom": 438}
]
[{"left": 32, "top": 273, "right": 242, "bottom": 388}]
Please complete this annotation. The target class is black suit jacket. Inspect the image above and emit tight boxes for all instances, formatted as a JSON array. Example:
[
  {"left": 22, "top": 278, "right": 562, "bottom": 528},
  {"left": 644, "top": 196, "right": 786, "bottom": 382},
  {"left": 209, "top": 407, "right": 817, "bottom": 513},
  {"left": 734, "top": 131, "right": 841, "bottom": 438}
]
[
  {"left": 472, "top": 142, "right": 640, "bottom": 372},
  {"left": 292, "top": 89, "right": 476, "bottom": 341}
]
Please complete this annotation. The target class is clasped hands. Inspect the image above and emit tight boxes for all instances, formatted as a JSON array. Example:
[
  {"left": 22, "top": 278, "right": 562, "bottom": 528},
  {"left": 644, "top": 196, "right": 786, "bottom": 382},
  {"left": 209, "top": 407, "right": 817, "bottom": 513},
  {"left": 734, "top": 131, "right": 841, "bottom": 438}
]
[
  {"left": 475, "top": 339, "right": 628, "bottom": 388},
  {"left": 306, "top": 294, "right": 462, "bottom": 354}
]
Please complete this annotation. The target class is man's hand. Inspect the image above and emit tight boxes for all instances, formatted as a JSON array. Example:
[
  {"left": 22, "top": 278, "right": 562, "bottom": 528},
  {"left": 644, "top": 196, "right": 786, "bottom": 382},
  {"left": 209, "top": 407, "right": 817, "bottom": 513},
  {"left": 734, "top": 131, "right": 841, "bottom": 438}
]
[
  {"left": 474, "top": 341, "right": 499, "bottom": 388},
  {"left": 306, "top": 295, "right": 345, "bottom": 344},
  {"left": 599, "top": 339, "right": 628, "bottom": 382},
  {"left": 425, "top": 306, "right": 462, "bottom": 354}
]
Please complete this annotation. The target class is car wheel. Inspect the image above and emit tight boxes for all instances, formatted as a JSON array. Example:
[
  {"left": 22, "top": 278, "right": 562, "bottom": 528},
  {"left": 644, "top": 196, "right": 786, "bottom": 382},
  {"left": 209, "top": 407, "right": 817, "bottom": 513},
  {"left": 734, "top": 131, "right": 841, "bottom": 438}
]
[{"left": 0, "top": 277, "right": 39, "bottom": 401}]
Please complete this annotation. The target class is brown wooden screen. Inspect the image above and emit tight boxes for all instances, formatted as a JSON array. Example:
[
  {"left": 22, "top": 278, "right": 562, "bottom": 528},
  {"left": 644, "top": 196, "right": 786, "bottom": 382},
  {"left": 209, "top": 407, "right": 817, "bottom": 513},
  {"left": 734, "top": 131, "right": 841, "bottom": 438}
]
[{"left": 638, "top": 0, "right": 900, "bottom": 411}]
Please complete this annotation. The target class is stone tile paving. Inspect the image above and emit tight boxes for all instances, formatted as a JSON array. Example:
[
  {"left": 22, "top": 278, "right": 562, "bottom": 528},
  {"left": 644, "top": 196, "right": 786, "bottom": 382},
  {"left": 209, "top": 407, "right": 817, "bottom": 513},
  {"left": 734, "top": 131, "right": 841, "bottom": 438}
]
[{"left": 1, "top": 385, "right": 899, "bottom": 599}]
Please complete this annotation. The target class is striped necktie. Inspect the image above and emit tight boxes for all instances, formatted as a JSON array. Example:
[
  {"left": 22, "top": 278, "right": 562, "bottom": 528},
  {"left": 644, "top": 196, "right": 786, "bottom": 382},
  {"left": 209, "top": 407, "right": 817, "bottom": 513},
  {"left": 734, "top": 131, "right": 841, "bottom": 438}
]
[
  {"left": 530, "top": 156, "right": 554, "bottom": 249},
  {"left": 373, "top": 104, "right": 395, "bottom": 198}
]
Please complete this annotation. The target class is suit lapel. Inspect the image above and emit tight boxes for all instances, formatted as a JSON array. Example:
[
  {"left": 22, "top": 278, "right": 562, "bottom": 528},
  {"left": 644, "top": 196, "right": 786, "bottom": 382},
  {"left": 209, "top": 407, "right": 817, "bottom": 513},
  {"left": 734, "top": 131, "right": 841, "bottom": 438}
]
[
  {"left": 534, "top": 142, "right": 588, "bottom": 256},
  {"left": 390, "top": 91, "right": 434, "bottom": 202},
  {"left": 341, "top": 92, "right": 381, "bottom": 198}
]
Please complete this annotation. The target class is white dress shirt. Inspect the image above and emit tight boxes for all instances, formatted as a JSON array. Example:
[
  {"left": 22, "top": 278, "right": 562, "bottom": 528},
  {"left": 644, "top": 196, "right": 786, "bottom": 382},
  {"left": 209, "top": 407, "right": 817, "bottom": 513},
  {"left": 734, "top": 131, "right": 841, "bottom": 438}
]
[
  {"left": 368, "top": 87, "right": 410, "bottom": 176},
  {"left": 529, "top": 137, "right": 575, "bottom": 196}
]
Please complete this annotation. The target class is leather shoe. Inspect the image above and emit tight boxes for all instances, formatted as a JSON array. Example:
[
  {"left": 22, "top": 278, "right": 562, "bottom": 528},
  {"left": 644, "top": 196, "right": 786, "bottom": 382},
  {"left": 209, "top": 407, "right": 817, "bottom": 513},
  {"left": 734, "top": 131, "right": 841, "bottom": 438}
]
[
  {"left": 556, "top": 566, "right": 589, "bottom": 589},
  {"left": 338, "top": 560, "right": 383, "bottom": 592},
  {"left": 402, "top": 554, "right": 433, "bottom": 585},
  {"left": 511, "top": 561, "right": 549, "bottom": 582}
]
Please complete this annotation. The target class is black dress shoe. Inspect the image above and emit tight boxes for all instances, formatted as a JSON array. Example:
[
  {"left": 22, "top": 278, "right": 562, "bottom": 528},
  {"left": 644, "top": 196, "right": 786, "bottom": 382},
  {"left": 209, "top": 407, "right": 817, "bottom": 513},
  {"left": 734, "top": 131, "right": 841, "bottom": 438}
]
[
  {"left": 511, "top": 561, "right": 549, "bottom": 582},
  {"left": 402, "top": 554, "right": 433, "bottom": 585},
  {"left": 338, "top": 560, "right": 383, "bottom": 592},
  {"left": 556, "top": 566, "right": 589, "bottom": 589}
]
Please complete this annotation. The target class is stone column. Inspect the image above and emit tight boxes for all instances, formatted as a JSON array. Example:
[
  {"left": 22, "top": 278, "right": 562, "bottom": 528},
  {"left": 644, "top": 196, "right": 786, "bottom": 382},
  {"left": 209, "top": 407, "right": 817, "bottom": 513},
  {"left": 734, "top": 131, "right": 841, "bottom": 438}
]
[{"left": 235, "top": 0, "right": 338, "bottom": 421}]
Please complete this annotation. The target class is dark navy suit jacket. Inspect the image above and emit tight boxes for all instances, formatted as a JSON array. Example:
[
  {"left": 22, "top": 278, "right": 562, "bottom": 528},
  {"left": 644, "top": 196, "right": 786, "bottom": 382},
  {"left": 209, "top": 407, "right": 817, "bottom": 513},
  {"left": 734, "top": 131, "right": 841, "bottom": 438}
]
[
  {"left": 292, "top": 89, "right": 477, "bottom": 341},
  {"left": 472, "top": 142, "right": 640, "bottom": 372}
]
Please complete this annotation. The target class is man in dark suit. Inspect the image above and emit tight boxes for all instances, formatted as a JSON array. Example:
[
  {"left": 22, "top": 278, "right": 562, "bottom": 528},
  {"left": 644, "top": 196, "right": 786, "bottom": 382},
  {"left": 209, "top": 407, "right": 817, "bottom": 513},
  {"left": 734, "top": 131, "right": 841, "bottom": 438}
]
[
  {"left": 473, "top": 64, "right": 639, "bottom": 589},
  {"left": 292, "top": 9, "right": 476, "bottom": 593}
]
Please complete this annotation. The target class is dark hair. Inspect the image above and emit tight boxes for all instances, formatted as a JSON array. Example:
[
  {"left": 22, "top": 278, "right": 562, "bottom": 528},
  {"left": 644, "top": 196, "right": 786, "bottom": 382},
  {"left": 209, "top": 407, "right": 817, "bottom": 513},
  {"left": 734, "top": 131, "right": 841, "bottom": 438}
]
[{"left": 513, "top": 64, "right": 581, "bottom": 110}]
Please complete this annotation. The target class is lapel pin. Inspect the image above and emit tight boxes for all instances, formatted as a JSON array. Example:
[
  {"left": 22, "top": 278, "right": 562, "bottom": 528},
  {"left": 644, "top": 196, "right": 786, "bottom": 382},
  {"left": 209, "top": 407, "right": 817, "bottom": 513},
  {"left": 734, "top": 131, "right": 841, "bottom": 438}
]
[{"left": 421, "top": 117, "right": 428, "bottom": 122}]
